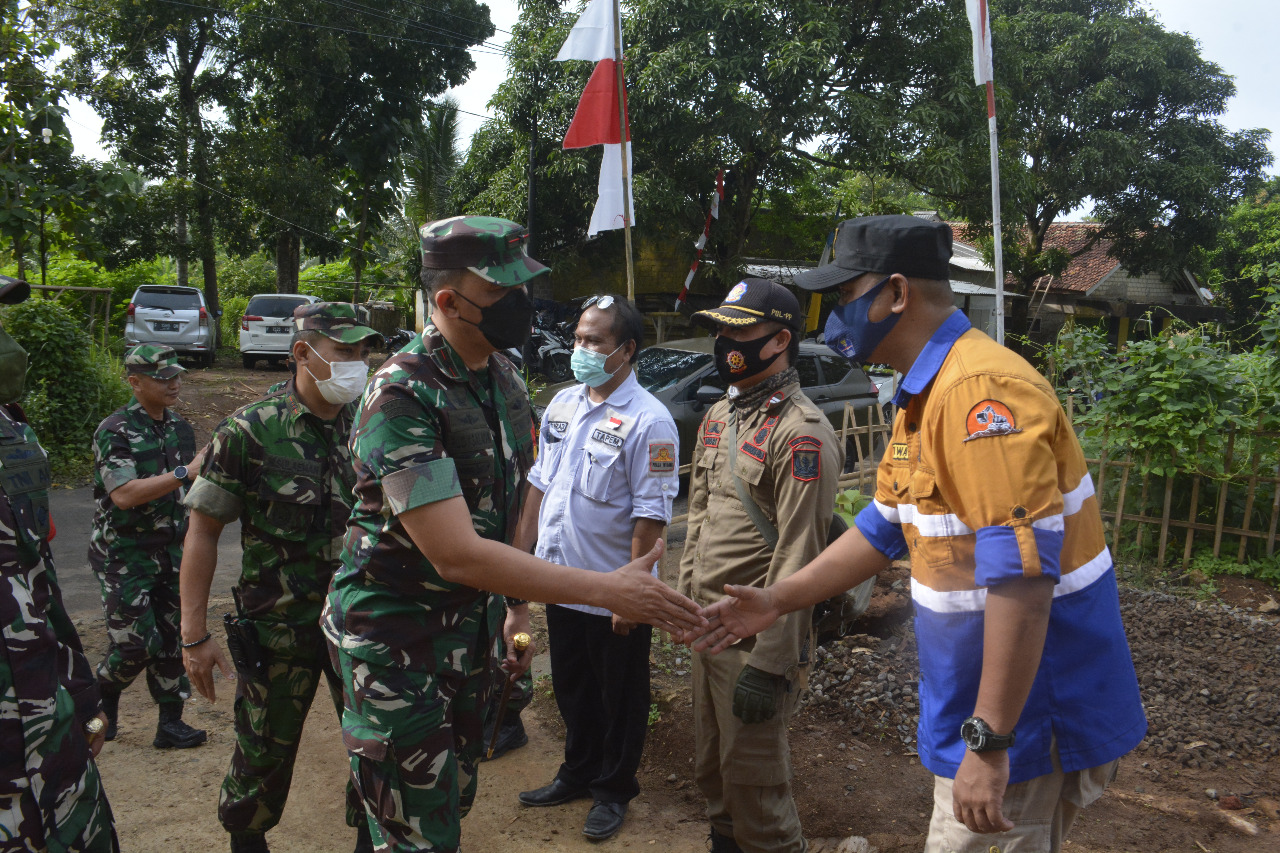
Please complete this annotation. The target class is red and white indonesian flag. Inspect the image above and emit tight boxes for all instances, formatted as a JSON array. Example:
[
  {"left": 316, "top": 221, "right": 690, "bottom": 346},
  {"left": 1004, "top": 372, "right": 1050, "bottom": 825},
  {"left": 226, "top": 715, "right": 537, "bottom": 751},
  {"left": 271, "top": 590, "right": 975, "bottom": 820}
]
[
  {"left": 966, "top": 0, "right": 994, "bottom": 85},
  {"left": 556, "top": 0, "right": 634, "bottom": 236}
]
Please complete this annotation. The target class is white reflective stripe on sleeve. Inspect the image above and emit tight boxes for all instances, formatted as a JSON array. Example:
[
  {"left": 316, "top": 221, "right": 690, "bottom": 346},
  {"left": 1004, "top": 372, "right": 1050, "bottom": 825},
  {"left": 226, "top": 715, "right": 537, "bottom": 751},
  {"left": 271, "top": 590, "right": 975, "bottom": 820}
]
[
  {"left": 1032, "top": 513, "right": 1065, "bottom": 533},
  {"left": 1062, "top": 473, "right": 1095, "bottom": 517},
  {"left": 898, "top": 502, "right": 974, "bottom": 537},
  {"left": 873, "top": 498, "right": 900, "bottom": 525},
  {"left": 910, "top": 546, "right": 1114, "bottom": 614}
]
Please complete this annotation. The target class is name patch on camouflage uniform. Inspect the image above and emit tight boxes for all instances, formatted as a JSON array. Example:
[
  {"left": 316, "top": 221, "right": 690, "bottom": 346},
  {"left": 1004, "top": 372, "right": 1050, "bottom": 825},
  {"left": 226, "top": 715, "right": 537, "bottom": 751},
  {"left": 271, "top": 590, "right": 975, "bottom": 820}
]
[
  {"left": 649, "top": 442, "right": 676, "bottom": 474},
  {"left": 789, "top": 436, "right": 821, "bottom": 482},
  {"left": 892, "top": 442, "right": 909, "bottom": 461},
  {"left": 263, "top": 455, "right": 323, "bottom": 478},
  {"left": 378, "top": 398, "right": 422, "bottom": 421},
  {"left": 703, "top": 420, "right": 725, "bottom": 448}
]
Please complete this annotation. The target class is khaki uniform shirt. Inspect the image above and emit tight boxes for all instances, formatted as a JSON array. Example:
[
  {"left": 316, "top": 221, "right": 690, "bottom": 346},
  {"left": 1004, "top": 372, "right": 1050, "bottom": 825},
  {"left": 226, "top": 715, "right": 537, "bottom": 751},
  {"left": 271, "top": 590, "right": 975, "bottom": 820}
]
[{"left": 678, "top": 379, "right": 842, "bottom": 675}]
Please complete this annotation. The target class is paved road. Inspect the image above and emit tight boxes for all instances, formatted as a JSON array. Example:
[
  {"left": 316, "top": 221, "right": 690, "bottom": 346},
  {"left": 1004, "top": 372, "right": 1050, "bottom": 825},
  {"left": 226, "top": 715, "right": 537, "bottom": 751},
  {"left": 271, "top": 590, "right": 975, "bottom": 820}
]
[{"left": 49, "top": 485, "right": 242, "bottom": 619}]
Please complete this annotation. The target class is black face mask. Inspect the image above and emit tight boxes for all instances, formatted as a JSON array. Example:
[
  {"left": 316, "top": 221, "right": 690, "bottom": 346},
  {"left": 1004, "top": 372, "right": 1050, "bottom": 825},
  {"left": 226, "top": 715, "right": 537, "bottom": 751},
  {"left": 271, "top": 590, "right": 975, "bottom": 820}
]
[
  {"left": 448, "top": 287, "right": 534, "bottom": 351},
  {"left": 714, "top": 331, "right": 783, "bottom": 384}
]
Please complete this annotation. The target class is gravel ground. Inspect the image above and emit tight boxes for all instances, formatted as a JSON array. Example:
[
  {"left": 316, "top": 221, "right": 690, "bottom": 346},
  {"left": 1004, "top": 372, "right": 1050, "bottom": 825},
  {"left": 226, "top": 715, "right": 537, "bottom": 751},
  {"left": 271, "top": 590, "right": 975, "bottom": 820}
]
[{"left": 798, "top": 588, "right": 1280, "bottom": 771}]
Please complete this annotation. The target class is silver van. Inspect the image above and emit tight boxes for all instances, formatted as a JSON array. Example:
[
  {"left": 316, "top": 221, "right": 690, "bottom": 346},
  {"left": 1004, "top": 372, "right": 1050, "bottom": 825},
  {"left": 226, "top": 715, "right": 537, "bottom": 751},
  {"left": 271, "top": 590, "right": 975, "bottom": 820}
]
[{"left": 124, "top": 285, "right": 215, "bottom": 366}]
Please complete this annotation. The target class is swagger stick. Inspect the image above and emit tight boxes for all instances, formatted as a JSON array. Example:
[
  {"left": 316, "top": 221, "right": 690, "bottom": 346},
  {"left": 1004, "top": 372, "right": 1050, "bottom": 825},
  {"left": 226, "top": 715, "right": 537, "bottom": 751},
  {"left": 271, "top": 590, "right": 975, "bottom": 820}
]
[{"left": 487, "top": 632, "right": 532, "bottom": 759}]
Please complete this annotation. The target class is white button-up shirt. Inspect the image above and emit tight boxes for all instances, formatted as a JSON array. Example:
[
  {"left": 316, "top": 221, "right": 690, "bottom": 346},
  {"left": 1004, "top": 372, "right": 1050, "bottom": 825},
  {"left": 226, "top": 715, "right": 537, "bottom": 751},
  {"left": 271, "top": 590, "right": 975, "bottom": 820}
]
[{"left": 529, "top": 370, "right": 679, "bottom": 616}]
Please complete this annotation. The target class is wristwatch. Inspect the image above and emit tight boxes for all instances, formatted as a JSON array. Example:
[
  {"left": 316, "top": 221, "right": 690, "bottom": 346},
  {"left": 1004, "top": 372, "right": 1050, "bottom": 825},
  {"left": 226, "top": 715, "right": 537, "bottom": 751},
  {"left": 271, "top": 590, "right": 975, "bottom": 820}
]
[
  {"left": 85, "top": 717, "right": 105, "bottom": 736},
  {"left": 173, "top": 465, "right": 189, "bottom": 481},
  {"left": 961, "top": 716, "right": 1015, "bottom": 752}
]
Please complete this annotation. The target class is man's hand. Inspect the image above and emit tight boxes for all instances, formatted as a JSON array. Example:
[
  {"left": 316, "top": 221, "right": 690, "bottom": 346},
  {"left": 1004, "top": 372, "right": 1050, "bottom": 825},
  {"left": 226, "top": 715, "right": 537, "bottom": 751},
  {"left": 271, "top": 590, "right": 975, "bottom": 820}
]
[
  {"left": 502, "top": 606, "right": 534, "bottom": 680},
  {"left": 183, "top": 639, "right": 234, "bottom": 703},
  {"left": 86, "top": 713, "right": 108, "bottom": 758},
  {"left": 603, "top": 540, "right": 707, "bottom": 635},
  {"left": 611, "top": 614, "right": 637, "bottom": 636},
  {"left": 952, "top": 749, "right": 1015, "bottom": 834},
  {"left": 732, "top": 664, "right": 785, "bottom": 724},
  {"left": 689, "top": 584, "right": 782, "bottom": 652},
  {"left": 187, "top": 447, "right": 207, "bottom": 478}
]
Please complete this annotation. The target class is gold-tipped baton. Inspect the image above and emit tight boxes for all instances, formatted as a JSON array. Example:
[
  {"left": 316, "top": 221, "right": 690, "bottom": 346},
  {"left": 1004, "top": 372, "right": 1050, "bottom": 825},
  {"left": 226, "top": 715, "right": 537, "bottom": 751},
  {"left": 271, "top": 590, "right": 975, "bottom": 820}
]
[{"left": 486, "top": 632, "right": 531, "bottom": 759}]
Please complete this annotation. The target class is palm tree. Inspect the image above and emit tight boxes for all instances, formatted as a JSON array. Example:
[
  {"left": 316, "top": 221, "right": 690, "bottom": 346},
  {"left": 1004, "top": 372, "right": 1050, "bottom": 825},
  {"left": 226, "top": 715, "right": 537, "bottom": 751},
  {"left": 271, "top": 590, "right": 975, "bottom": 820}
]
[{"left": 400, "top": 97, "right": 461, "bottom": 229}]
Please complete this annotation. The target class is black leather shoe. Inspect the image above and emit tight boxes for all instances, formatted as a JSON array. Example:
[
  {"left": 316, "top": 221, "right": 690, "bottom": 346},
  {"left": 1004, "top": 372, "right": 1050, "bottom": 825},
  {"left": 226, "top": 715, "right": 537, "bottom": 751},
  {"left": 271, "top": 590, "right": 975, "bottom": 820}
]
[
  {"left": 353, "top": 820, "right": 374, "bottom": 853},
  {"left": 583, "top": 801, "right": 626, "bottom": 841},
  {"left": 709, "top": 828, "right": 745, "bottom": 853},
  {"left": 518, "top": 778, "right": 591, "bottom": 807},
  {"left": 154, "top": 702, "right": 207, "bottom": 749},
  {"left": 480, "top": 718, "right": 528, "bottom": 762}
]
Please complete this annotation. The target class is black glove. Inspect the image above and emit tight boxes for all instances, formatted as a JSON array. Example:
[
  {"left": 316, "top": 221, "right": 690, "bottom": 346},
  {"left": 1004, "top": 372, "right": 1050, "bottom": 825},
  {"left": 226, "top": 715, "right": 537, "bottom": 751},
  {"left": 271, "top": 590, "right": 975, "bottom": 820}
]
[{"left": 732, "top": 664, "right": 785, "bottom": 724}]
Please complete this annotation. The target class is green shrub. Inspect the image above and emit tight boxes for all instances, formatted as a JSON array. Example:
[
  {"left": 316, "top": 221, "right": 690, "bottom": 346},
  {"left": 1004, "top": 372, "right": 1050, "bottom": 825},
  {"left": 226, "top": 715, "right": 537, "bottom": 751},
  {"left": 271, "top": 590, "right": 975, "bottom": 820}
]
[
  {"left": 1, "top": 298, "right": 132, "bottom": 476},
  {"left": 219, "top": 254, "right": 277, "bottom": 299},
  {"left": 221, "top": 294, "right": 250, "bottom": 346}
]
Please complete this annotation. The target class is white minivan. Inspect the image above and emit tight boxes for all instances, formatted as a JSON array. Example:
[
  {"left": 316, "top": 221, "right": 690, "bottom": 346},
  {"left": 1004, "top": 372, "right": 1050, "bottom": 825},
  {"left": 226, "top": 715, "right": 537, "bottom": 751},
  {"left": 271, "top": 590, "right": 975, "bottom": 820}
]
[
  {"left": 125, "top": 285, "right": 216, "bottom": 366},
  {"left": 238, "top": 294, "right": 320, "bottom": 369}
]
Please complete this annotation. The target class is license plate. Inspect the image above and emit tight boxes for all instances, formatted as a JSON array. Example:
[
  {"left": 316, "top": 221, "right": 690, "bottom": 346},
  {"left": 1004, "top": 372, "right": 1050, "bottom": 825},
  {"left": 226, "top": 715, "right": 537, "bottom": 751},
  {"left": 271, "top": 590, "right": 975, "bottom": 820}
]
[
  {"left": 154, "top": 321, "right": 179, "bottom": 331},
  {"left": 267, "top": 325, "right": 290, "bottom": 334}
]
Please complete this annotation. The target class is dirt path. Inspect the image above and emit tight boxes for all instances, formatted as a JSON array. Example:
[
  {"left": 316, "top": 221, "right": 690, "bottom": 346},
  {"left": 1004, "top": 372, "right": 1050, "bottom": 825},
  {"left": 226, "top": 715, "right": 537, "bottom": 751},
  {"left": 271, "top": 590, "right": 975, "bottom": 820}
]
[{"left": 76, "top": 359, "right": 1279, "bottom": 852}]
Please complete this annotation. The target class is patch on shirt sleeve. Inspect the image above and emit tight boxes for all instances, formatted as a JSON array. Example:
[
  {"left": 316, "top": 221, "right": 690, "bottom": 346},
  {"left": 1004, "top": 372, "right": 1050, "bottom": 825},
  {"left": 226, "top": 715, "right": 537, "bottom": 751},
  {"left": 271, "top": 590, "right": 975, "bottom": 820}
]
[
  {"left": 964, "top": 399, "right": 1022, "bottom": 442},
  {"left": 702, "top": 420, "right": 725, "bottom": 448},
  {"left": 648, "top": 442, "right": 676, "bottom": 474},
  {"left": 789, "top": 435, "right": 822, "bottom": 482}
]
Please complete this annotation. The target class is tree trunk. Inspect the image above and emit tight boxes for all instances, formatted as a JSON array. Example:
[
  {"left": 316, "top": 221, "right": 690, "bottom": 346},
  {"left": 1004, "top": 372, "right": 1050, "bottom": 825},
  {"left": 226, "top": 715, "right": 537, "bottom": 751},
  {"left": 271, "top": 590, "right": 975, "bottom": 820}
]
[
  {"left": 275, "top": 232, "right": 300, "bottom": 294},
  {"left": 175, "top": 211, "right": 189, "bottom": 287},
  {"left": 14, "top": 236, "right": 25, "bottom": 282}
]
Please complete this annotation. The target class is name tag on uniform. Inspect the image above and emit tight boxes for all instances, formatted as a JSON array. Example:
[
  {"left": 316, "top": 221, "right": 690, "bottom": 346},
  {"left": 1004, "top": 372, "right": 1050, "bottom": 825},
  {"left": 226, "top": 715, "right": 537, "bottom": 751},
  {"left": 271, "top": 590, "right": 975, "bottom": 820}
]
[
  {"left": 591, "top": 429, "right": 623, "bottom": 448},
  {"left": 892, "top": 443, "right": 909, "bottom": 461},
  {"left": 588, "top": 408, "right": 634, "bottom": 450}
]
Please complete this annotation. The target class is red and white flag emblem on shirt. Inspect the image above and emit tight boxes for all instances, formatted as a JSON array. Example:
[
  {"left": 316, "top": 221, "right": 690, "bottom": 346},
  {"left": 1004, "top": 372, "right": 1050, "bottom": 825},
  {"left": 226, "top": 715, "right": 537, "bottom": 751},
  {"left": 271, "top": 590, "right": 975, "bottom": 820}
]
[{"left": 556, "top": 0, "right": 634, "bottom": 236}]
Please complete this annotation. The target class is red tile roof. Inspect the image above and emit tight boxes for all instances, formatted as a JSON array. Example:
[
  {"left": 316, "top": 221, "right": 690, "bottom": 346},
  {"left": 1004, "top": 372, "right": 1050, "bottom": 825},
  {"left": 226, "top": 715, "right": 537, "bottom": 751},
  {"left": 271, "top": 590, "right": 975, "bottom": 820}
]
[{"left": 950, "top": 221, "right": 1118, "bottom": 293}]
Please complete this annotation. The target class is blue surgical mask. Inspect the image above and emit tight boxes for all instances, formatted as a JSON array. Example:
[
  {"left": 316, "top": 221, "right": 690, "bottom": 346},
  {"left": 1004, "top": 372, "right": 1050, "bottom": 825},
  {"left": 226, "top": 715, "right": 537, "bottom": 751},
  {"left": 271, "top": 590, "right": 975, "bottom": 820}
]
[
  {"left": 825, "top": 275, "right": 898, "bottom": 364},
  {"left": 571, "top": 342, "right": 624, "bottom": 388}
]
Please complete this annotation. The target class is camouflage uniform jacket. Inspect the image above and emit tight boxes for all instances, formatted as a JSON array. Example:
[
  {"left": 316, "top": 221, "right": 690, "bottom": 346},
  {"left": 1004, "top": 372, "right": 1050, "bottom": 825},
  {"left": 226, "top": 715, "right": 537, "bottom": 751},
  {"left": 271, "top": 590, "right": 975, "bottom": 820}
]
[
  {"left": 89, "top": 398, "right": 196, "bottom": 564},
  {"left": 323, "top": 323, "right": 536, "bottom": 671},
  {"left": 184, "top": 379, "right": 357, "bottom": 626},
  {"left": 1, "top": 404, "right": 102, "bottom": 770}
]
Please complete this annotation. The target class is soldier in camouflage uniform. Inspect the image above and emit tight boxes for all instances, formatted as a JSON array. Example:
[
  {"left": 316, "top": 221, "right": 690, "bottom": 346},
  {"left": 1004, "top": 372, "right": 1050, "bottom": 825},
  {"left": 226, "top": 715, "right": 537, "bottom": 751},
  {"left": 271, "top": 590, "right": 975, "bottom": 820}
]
[
  {"left": 90, "top": 344, "right": 207, "bottom": 749},
  {"left": 0, "top": 274, "right": 119, "bottom": 851},
  {"left": 180, "top": 303, "right": 382, "bottom": 853},
  {"left": 322, "top": 216, "right": 705, "bottom": 853}
]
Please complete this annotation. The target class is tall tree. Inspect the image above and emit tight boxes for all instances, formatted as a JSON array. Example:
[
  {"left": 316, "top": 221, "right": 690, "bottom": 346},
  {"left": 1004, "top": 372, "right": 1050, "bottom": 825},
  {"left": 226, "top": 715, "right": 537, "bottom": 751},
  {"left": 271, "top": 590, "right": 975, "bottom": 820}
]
[
  {"left": 62, "top": 0, "right": 242, "bottom": 323},
  {"left": 230, "top": 0, "right": 493, "bottom": 293},
  {"left": 1199, "top": 176, "right": 1280, "bottom": 328},
  {"left": 852, "top": 0, "right": 1272, "bottom": 316}
]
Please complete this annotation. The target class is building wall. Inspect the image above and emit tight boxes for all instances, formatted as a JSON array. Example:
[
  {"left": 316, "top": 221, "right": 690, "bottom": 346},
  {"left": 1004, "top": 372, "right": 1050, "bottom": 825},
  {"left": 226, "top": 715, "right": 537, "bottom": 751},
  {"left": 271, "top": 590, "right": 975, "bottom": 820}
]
[{"left": 1090, "top": 268, "right": 1189, "bottom": 304}]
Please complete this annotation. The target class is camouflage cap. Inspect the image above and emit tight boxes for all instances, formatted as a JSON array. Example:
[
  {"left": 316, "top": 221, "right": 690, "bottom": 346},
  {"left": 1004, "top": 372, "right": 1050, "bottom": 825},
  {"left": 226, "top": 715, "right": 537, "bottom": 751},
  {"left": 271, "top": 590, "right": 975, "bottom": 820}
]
[
  {"left": 126, "top": 344, "right": 186, "bottom": 379},
  {"left": 293, "top": 302, "right": 384, "bottom": 344},
  {"left": 419, "top": 215, "right": 550, "bottom": 287},
  {"left": 0, "top": 274, "right": 31, "bottom": 304}
]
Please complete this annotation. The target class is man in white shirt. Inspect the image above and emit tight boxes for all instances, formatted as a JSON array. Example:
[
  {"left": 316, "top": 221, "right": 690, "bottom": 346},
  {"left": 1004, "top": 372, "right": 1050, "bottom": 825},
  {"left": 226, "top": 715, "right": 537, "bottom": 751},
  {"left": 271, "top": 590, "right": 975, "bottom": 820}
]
[{"left": 513, "top": 295, "right": 679, "bottom": 841}]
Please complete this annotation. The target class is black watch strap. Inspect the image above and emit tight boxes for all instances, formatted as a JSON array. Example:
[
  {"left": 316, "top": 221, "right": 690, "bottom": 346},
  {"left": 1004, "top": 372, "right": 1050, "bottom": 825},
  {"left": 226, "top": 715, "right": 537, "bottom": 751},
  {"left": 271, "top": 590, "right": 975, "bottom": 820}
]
[{"left": 961, "top": 716, "right": 1016, "bottom": 752}]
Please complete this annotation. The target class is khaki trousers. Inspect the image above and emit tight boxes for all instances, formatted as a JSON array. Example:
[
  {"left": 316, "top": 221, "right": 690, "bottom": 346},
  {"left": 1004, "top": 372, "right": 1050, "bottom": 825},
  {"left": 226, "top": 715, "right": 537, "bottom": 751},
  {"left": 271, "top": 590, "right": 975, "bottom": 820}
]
[
  {"left": 693, "top": 647, "right": 807, "bottom": 853},
  {"left": 925, "top": 749, "right": 1118, "bottom": 853}
]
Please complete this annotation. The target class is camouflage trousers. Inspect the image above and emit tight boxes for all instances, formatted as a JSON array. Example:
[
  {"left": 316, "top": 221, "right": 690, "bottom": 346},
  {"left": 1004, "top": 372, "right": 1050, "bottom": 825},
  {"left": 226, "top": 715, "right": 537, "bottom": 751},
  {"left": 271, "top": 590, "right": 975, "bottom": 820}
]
[
  {"left": 91, "top": 547, "right": 188, "bottom": 704},
  {"left": 2, "top": 601, "right": 118, "bottom": 851},
  {"left": 218, "top": 620, "right": 360, "bottom": 834},
  {"left": 332, "top": 643, "right": 494, "bottom": 853}
]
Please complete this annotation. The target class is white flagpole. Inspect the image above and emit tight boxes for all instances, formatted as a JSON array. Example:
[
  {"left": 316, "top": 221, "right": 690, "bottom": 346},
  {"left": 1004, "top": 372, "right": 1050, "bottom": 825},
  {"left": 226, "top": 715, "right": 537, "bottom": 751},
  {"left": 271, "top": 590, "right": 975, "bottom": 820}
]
[
  {"left": 612, "top": 0, "right": 635, "bottom": 300},
  {"left": 987, "top": 78, "right": 1005, "bottom": 346},
  {"left": 977, "top": 0, "right": 1005, "bottom": 345}
]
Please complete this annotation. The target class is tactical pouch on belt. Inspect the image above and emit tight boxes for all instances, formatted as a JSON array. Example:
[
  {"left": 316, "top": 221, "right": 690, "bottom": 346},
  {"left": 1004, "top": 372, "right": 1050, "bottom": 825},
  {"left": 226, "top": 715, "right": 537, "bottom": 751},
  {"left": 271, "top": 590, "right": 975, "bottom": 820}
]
[{"left": 223, "top": 589, "right": 268, "bottom": 687}]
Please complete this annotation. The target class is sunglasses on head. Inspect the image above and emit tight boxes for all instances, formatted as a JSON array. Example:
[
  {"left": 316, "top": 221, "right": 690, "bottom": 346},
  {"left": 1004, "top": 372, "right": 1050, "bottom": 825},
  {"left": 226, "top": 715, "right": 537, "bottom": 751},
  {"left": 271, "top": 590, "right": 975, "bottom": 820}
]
[{"left": 582, "top": 294, "right": 616, "bottom": 311}]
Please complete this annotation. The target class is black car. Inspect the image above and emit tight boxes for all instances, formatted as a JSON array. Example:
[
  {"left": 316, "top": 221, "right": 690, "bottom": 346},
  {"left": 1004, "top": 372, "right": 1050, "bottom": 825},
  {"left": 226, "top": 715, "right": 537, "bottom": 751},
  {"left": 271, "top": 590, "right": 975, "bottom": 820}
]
[{"left": 533, "top": 337, "right": 885, "bottom": 470}]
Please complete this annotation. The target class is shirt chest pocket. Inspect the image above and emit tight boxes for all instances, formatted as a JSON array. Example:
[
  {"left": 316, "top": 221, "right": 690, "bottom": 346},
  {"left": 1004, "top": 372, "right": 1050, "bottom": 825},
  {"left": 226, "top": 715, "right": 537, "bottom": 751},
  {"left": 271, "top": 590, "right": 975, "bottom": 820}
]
[
  {"left": 576, "top": 447, "right": 622, "bottom": 503},
  {"left": 907, "top": 468, "right": 957, "bottom": 569},
  {"left": 261, "top": 468, "right": 324, "bottom": 539}
]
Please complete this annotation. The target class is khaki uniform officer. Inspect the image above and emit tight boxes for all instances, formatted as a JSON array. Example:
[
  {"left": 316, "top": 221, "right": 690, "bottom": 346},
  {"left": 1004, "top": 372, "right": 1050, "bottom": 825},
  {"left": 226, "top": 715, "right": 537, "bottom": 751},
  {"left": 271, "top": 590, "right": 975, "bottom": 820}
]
[{"left": 678, "top": 278, "right": 843, "bottom": 853}]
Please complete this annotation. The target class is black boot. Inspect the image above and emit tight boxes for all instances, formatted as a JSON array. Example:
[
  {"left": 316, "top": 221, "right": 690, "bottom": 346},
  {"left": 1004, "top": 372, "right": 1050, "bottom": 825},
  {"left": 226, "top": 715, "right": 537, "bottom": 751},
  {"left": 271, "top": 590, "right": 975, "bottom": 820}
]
[
  {"left": 154, "top": 701, "right": 207, "bottom": 749},
  {"left": 229, "top": 831, "right": 269, "bottom": 853},
  {"left": 99, "top": 683, "right": 121, "bottom": 742},
  {"left": 353, "top": 821, "right": 374, "bottom": 853},
  {"left": 709, "top": 828, "right": 745, "bottom": 853},
  {"left": 480, "top": 714, "right": 528, "bottom": 762}
]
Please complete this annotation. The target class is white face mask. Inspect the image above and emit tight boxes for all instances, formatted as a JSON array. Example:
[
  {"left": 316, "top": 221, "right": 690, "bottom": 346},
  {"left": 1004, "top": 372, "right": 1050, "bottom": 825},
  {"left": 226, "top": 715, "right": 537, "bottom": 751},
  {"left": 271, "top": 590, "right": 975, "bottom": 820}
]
[{"left": 303, "top": 343, "right": 369, "bottom": 405}]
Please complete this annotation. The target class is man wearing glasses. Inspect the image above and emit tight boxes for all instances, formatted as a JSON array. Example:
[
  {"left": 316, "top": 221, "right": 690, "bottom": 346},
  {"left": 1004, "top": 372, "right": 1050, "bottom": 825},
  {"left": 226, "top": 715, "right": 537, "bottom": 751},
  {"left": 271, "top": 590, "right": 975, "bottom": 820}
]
[{"left": 513, "top": 295, "right": 679, "bottom": 841}]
